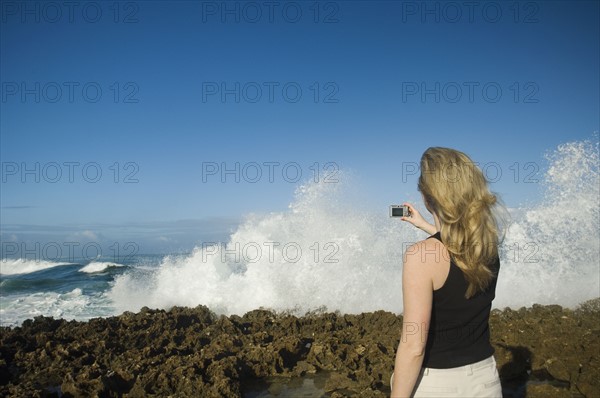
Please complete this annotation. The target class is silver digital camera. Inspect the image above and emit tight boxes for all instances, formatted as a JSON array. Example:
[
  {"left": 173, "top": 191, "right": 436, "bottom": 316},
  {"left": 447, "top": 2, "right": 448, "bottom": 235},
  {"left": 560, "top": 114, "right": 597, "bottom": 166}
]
[{"left": 389, "top": 205, "right": 411, "bottom": 218}]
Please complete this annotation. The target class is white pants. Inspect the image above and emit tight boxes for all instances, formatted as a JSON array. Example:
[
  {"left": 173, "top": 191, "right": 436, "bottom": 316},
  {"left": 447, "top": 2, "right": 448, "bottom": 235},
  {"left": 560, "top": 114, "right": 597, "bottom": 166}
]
[{"left": 391, "top": 355, "right": 502, "bottom": 397}]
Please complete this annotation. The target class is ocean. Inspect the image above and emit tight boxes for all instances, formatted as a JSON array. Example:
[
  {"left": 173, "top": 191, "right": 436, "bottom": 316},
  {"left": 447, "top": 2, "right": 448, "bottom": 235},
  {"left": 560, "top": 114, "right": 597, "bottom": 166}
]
[{"left": 1, "top": 139, "right": 598, "bottom": 328}]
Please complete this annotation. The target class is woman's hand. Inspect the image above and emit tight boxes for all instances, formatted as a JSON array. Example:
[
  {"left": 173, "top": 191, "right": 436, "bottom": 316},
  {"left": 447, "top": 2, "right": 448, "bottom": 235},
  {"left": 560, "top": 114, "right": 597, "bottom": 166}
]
[{"left": 401, "top": 202, "right": 437, "bottom": 235}]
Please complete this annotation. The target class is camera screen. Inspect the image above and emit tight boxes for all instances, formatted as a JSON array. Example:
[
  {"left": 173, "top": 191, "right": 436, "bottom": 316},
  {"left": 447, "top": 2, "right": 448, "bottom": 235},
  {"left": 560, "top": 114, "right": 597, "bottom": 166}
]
[{"left": 391, "top": 207, "right": 404, "bottom": 217}]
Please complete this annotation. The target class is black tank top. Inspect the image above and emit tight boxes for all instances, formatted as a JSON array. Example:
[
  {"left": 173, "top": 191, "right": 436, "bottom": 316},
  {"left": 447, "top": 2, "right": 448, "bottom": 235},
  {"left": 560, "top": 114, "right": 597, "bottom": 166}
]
[{"left": 421, "top": 231, "right": 500, "bottom": 368}]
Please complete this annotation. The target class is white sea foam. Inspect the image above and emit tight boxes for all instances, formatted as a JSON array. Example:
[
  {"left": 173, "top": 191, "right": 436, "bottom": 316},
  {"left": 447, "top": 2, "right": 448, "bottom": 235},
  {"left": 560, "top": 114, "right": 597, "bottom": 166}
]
[
  {"left": 495, "top": 138, "right": 600, "bottom": 309},
  {"left": 102, "top": 138, "right": 596, "bottom": 316},
  {"left": 109, "top": 174, "right": 417, "bottom": 316},
  {"left": 0, "top": 259, "right": 73, "bottom": 276},
  {"left": 0, "top": 288, "right": 113, "bottom": 327},
  {"left": 79, "top": 261, "right": 125, "bottom": 274}
]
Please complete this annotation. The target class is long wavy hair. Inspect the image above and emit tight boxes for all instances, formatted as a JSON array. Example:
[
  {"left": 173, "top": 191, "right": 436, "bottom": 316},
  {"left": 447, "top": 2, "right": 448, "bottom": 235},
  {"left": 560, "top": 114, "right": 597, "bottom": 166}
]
[{"left": 418, "top": 147, "right": 506, "bottom": 299}]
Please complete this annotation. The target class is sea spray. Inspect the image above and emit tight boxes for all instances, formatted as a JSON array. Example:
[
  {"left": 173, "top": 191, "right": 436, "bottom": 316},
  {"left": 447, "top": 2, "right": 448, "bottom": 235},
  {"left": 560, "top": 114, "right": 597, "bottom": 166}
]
[
  {"left": 109, "top": 174, "right": 421, "bottom": 316},
  {"left": 496, "top": 138, "right": 599, "bottom": 308},
  {"left": 108, "top": 138, "right": 600, "bottom": 316}
]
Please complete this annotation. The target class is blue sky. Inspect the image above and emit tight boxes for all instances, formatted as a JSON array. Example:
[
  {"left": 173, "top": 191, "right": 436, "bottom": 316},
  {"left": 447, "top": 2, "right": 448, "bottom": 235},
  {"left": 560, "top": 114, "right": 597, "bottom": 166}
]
[{"left": 1, "top": 0, "right": 598, "bottom": 255}]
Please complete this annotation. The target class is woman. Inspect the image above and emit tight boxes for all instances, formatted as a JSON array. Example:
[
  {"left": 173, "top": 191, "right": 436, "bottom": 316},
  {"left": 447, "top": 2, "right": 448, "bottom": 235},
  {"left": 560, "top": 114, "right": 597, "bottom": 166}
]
[{"left": 390, "top": 147, "right": 505, "bottom": 398}]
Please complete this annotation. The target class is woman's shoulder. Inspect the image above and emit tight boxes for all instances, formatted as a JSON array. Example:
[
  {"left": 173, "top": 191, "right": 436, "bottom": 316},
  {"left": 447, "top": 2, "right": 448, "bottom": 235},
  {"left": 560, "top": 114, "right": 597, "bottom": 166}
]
[{"left": 404, "top": 233, "right": 448, "bottom": 264}]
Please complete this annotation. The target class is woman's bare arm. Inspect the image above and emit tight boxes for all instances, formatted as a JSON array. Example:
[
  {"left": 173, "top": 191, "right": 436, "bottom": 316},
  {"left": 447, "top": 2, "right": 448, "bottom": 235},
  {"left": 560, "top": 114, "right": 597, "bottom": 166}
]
[{"left": 390, "top": 240, "right": 436, "bottom": 397}]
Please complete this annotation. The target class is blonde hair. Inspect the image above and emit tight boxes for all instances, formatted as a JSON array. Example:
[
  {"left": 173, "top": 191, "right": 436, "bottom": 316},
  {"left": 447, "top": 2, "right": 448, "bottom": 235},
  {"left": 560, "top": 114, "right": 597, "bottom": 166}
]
[{"left": 418, "top": 147, "right": 506, "bottom": 299}]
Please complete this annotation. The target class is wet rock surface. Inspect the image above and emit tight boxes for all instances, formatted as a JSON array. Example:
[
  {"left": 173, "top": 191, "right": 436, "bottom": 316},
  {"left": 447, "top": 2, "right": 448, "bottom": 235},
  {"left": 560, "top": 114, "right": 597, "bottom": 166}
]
[{"left": 1, "top": 298, "right": 598, "bottom": 397}]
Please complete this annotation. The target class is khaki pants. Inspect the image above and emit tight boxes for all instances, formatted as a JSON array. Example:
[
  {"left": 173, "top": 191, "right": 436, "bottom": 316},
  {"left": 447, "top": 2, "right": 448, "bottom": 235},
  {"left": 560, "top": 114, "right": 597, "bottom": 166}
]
[{"left": 391, "top": 355, "right": 502, "bottom": 397}]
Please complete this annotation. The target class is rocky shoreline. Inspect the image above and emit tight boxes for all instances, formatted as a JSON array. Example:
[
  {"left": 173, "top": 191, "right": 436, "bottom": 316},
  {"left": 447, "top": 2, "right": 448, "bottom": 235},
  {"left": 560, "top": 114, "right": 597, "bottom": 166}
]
[{"left": 1, "top": 299, "right": 598, "bottom": 397}]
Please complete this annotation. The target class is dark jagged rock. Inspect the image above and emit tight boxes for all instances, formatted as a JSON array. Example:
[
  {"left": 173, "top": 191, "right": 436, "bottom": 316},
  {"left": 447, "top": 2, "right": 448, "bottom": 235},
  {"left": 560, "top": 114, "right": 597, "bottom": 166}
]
[{"left": 0, "top": 298, "right": 598, "bottom": 397}]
